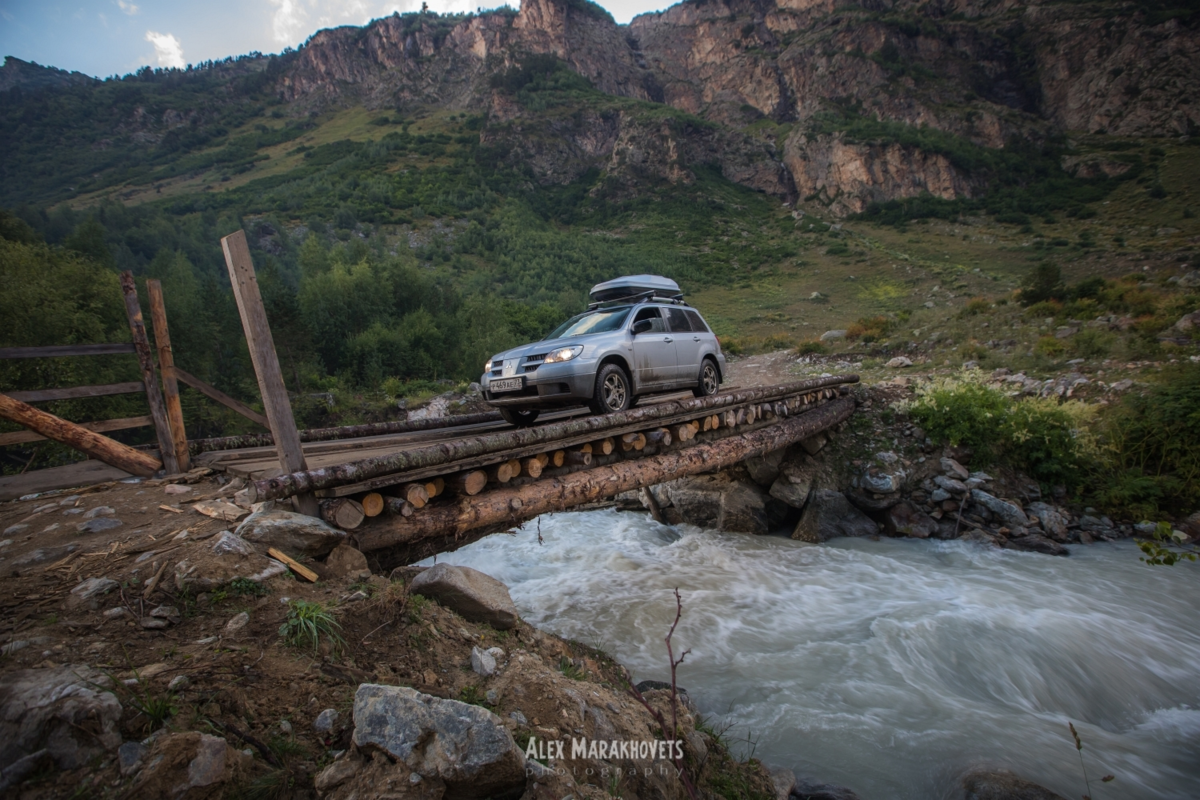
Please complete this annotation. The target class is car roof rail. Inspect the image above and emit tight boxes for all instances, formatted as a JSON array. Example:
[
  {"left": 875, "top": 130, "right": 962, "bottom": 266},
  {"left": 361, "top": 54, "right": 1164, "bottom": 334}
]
[{"left": 586, "top": 291, "right": 689, "bottom": 310}]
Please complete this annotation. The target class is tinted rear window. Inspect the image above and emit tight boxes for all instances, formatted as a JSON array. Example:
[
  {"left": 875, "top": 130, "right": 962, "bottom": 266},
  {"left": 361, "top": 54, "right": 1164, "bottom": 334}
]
[
  {"left": 665, "top": 307, "right": 692, "bottom": 332},
  {"left": 684, "top": 310, "right": 710, "bottom": 333}
]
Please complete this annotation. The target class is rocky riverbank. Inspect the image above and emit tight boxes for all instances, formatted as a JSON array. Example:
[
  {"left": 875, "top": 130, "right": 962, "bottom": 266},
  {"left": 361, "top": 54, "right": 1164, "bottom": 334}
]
[{"left": 620, "top": 380, "right": 1199, "bottom": 558}]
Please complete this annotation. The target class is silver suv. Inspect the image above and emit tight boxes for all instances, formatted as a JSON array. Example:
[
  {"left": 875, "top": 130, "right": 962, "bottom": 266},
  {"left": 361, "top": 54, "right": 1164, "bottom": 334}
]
[{"left": 481, "top": 282, "right": 726, "bottom": 426}]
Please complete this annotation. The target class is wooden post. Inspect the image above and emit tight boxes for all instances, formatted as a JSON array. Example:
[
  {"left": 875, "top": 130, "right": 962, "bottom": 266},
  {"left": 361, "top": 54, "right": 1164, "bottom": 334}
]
[
  {"left": 221, "top": 230, "right": 319, "bottom": 517},
  {"left": 145, "top": 279, "right": 190, "bottom": 472},
  {"left": 0, "top": 393, "right": 162, "bottom": 477},
  {"left": 119, "top": 271, "right": 179, "bottom": 475}
]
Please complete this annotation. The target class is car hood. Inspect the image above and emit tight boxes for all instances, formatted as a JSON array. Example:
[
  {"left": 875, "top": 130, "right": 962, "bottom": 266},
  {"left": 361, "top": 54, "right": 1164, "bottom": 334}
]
[{"left": 490, "top": 336, "right": 601, "bottom": 363}]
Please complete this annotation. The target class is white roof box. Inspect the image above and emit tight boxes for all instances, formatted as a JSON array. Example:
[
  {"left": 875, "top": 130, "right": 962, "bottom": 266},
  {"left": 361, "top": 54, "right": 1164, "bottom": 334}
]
[{"left": 589, "top": 274, "right": 681, "bottom": 304}]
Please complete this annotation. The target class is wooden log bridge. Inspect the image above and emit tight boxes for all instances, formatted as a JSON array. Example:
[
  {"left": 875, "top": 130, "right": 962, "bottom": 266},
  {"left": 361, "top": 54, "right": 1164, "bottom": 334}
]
[
  {"left": 360, "top": 393, "right": 857, "bottom": 567},
  {"left": 247, "top": 375, "right": 857, "bottom": 504}
]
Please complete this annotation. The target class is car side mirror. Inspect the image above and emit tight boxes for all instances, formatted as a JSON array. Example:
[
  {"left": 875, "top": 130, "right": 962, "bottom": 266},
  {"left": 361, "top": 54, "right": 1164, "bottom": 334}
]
[{"left": 632, "top": 319, "right": 653, "bottom": 335}]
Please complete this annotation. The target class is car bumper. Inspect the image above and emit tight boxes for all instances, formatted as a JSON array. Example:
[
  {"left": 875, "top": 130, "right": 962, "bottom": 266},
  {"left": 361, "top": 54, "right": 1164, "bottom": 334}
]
[{"left": 481, "top": 360, "right": 597, "bottom": 408}]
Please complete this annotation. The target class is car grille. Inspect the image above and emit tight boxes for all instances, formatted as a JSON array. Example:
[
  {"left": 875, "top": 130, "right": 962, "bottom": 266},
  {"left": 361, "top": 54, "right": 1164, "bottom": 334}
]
[{"left": 522, "top": 352, "right": 549, "bottom": 373}]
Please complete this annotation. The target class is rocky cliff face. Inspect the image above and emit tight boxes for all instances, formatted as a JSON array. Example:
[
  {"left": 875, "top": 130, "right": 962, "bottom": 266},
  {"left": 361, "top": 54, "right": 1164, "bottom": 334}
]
[{"left": 115, "top": 0, "right": 1200, "bottom": 214}]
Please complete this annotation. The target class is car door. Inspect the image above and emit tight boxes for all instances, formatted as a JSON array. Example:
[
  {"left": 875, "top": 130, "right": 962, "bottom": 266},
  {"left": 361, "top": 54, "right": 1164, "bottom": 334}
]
[
  {"left": 685, "top": 309, "right": 719, "bottom": 359},
  {"left": 664, "top": 306, "right": 700, "bottom": 385},
  {"left": 629, "top": 306, "right": 676, "bottom": 391}
]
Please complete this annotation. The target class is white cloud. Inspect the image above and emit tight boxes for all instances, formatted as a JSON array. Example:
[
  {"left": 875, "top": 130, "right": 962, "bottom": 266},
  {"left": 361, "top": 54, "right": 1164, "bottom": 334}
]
[
  {"left": 117, "top": 0, "right": 140, "bottom": 15},
  {"left": 145, "top": 31, "right": 185, "bottom": 68}
]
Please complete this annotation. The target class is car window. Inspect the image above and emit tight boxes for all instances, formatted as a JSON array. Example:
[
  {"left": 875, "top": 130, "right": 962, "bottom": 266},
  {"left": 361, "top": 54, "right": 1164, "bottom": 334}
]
[
  {"left": 632, "top": 306, "right": 666, "bottom": 333},
  {"left": 546, "top": 306, "right": 632, "bottom": 339},
  {"left": 684, "top": 310, "right": 710, "bottom": 333},
  {"left": 665, "top": 307, "right": 692, "bottom": 332}
]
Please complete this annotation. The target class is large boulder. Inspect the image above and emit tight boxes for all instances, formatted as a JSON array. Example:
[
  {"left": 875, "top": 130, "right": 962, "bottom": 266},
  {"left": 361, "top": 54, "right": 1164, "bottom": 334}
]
[
  {"left": 667, "top": 474, "right": 785, "bottom": 534},
  {"left": 351, "top": 684, "right": 526, "bottom": 799},
  {"left": 1005, "top": 533, "right": 1070, "bottom": 556},
  {"left": 791, "top": 781, "right": 862, "bottom": 800},
  {"left": 129, "top": 732, "right": 252, "bottom": 799},
  {"left": 235, "top": 510, "right": 345, "bottom": 557},
  {"left": 0, "top": 665, "right": 122, "bottom": 772},
  {"left": 745, "top": 448, "right": 787, "bottom": 487},
  {"left": 792, "top": 490, "right": 879, "bottom": 542},
  {"left": 769, "top": 463, "right": 815, "bottom": 509},
  {"left": 1026, "top": 502, "right": 1069, "bottom": 541},
  {"left": 173, "top": 532, "right": 288, "bottom": 591},
  {"left": 884, "top": 501, "right": 938, "bottom": 539},
  {"left": 409, "top": 563, "right": 519, "bottom": 630},
  {"left": 971, "top": 490, "right": 1030, "bottom": 528},
  {"left": 961, "top": 769, "right": 1066, "bottom": 800}
]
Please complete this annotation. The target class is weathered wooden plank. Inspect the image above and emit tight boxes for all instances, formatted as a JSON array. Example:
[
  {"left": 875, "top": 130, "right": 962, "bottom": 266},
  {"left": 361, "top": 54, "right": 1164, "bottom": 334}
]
[
  {"left": 7, "top": 382, "right": 145, "bottom": 403},
  {"left": 250, "top": 376, "right": 857, "bottom": 503},
  {"left": 120, "top": 271, "right": 179, "bottom": 475},
  {"left": 0, "top": 415, "right": 153, "bottom": 446},
  {"left": 146, "top": 280, "right": 190, "bottom": 472},
  {"left": 357, "top": 395, "right": 857, "bottom": 560},
  {"left": 0, "top": 343, "right": 137, "bottom": 359},
  {"left": 0, "top": 393, "right": 162, "bottom": 477},
  {"left": 0, "top": 459, "right": 133, "bottom": 502},
  {"left": 267, "top": 548, "right": 318, "bottom": 582},
  {"left": 222, "top": 231, "right": 317, "bottom": 517},
  {"left": 172, "top": 367, "right": 270, "bottom": 429}
]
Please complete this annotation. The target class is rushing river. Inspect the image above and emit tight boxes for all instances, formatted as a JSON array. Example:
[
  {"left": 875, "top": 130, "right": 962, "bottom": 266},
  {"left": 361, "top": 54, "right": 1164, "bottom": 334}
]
[{"left": 422, "top": 509, "right": 1200, "bottom": 799}]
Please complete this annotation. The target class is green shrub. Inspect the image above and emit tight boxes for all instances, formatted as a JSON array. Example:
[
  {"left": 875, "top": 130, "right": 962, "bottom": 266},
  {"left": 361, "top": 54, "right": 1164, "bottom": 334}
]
[
  {"left": 1019, "top": 263, "right": 1064, "bottom": 306},
  {"left": 1034, "top": 336, "right": 1066, "bottom": 357},
  {"left": 795, "top": 339, "right": 827, "bottom": 356},
  {"left": 846, "top": 315, "right": 892, "bottom": 342},
  {"left": 1070, "top": 329, "right": 1114, "bottom": 359},
  {"left": 279, "top": 600, "right": 343, "bottom": 654}
]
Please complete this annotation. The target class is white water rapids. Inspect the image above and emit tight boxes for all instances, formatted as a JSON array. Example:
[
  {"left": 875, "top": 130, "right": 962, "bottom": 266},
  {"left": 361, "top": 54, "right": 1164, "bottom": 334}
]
[{"left": 422, "top": 509, "right": 1200, "bottom": 799}]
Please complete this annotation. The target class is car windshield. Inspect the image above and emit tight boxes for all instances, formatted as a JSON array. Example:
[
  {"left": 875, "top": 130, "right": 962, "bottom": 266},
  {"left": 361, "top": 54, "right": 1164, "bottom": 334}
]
[{"left": 545, "top": 306, "right": 632, "bottom": 339}]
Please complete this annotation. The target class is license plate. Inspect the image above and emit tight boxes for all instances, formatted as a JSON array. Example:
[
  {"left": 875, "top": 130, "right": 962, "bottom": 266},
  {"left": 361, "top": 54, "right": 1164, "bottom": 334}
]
[{"left": 490, "top": 377, "right": 523, "bottom": 393}]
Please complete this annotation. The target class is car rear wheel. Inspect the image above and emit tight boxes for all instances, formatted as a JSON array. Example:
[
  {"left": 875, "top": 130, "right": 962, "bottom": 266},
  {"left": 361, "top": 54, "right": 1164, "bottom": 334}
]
[
  {"left": 499, "top": 408, "right": 540, "bottom": 427},
  {"left": 692, "top": 358, "right": 720, "bottom": 398},
  {"left": 589, "top": 364, "right": 632, "bottom": 415}
]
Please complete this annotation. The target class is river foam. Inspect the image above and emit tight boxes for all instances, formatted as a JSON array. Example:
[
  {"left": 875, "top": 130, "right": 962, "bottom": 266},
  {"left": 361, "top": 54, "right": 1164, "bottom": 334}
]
[{"left": 422, "top": 509, "right": 1200, "bottom": 799}]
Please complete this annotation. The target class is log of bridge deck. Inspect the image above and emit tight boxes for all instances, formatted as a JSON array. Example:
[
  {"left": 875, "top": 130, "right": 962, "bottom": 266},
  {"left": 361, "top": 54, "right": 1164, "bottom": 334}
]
[
  {"left": 248, "top": 375, "right": 858, "bottom": 504},
  {"left": 222, "top": 230, "right": 319, "bottom": 517},
  {"left": 357, "top": 395, "right": 856, "bottom": 562}
]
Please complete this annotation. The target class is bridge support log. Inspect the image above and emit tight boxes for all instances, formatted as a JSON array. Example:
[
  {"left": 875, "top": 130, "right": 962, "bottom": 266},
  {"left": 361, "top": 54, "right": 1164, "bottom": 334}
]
[{"left": 358, "top": 395, "right": 856, "bottom": 566}]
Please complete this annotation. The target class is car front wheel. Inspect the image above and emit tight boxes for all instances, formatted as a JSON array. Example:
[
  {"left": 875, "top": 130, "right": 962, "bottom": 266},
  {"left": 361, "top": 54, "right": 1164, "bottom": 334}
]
[
  {"left": 692, "top": 358, "right": 720, "bottom": 398},
  {"left": 499, "top": 408, "right": 540, "bottom": 427},
  {"left": 589, "top": 364, "right": 632, "bottom": 415}
]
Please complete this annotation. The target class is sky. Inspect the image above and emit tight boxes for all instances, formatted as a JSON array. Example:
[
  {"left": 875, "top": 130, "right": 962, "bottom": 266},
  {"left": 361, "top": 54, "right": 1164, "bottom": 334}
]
[{"left": 0, "top": 0, "right": 675, "bottom": 79}]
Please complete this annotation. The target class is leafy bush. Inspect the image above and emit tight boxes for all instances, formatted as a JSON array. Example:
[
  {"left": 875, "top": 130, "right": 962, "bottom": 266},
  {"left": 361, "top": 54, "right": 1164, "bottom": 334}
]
[
  {"left": 902, "top": 372, "right": 1097, "bottom": 487},
  {"left": 795, "top": 339, "right": 827, "bottom": 356},
  {"left": 845, "top": 315, "right": 892, "bottom": 342},
  {"left": 1070, "top": 329, "right": 1114, "bottom": 359},
  {"left": 1095, "top": 364, "right": 1200, "bottom": 518}
]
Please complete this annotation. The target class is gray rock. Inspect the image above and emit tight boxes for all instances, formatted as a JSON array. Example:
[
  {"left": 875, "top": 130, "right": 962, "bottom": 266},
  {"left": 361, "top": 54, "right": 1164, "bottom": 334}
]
[
  {"left": 668, "top": 475, "right": 785, "bottom": 534},
  {"left": 800, "top": 432, "right": 828, "bottom": 455},
  {"left": 860, "top": 462, "right": 904, "bottom": 494},
  {"left": 934, "top": 475, "right": 968, "bottom": 495},
  {"left": 2, "top": 524, "right": 30, "bottom": 536},
  {"left": 82, "top": 506, "right": 115, "bottom": 520},
  {"left": 1026, "top": 502, "right": 1069, "bottom": 540},
  {"left": 744, "top": 448, "right": 786, "bottom": 487},
  {"left": 118, "top": 741, "right": 145, "bottom": 776},
  {"left": 75, "top": 516, "right": 123, "bottom": 534},
  {"left": 410, "top": 563, "right": 519, "bottom": 630},
  {"left": 235, "top": 510, "right": 345, "bottom": 558},
  {"left": 314, "top": 708, "right": 339, "bottom": 733},
  {"left": 314, "top": 755, "right": 359, "bottom": 793},
  {"left": 1, "top": 641, "right": 29, "bottom": 656},
  {"left": 792, "top": 490, "right": 879, "bottom": 543},
  {"left": 71, "top": 576, "right": 117, "bottom": 600},
  {"left": 791, "top": 780, "right": 863, "bottom": 800},
  {"left": 930, "top": 488, "right": 952, "bottom": 503},
  {"left": 0, "top": 665, "right": 122, "bottom": 771},
  {"left": 173, "top": 532, "right": 287, "bottom": 591},
  {"left": 819, "top": 329, "right": 847, "bottom": 341},
  {"left": 940, "top": 457, "right": 969, "bottom": 481},
  {"left": 352, "top": 684, "right": 526, "bottom": 798},
  {"left": 771, "top": 767, "right": 796, "bottom": 800},
  {"left": 140, "top": 617, "right": 169, "bottom": 630},
  {"left": 149, "top": 605, "right": 179, "bottom": 619},
  {"left": 970, "top": 490, "right": 1030, "bottom": 528},
  {"left": 884, "top": 501, "right": 938, "bottom": 539},
  {"left": 885, "top": 356, "right": 913, "bottom": 368},
  {"left": 471, "top": 646, "right": 497, "bottom": 677},
  {"left": 131, "top": 732, "right": 247, "bottom": 796},
  {"left": 962, "top": 769, "right": 1066, "bottom": 799},
  {"left": 1006, "top": 534, "right": 1070, "bottom": 557},
  {"left": 168, "top": 675, "right": 190, "bottom": 691},
  {"left": 223, "top": 612, "right": 250, "bottom": 635},
  {"left": 324, "top": 543, "right": 369, "bottom": 578},
  {"left": 845, "top": 490, "right": 902, "bottom": 511}
]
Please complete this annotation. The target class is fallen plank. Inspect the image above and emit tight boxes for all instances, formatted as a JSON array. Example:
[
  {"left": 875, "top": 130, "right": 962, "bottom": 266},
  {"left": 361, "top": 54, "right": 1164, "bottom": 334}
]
[
  {"left": 268, "top": 548, "right": 318, "bottom": 582},
  {"left": 0, "top": 460, "right": 134, "bottom": 502}
]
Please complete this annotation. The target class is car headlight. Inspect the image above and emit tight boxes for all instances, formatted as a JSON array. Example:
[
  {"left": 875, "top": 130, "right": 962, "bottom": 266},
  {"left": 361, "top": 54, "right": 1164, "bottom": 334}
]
[
  {"left": 484, "top": 359, "right": 494, "bottom": 372},
  {"left": 543, "top": 346, "right": 584, "bottom": 364}
]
